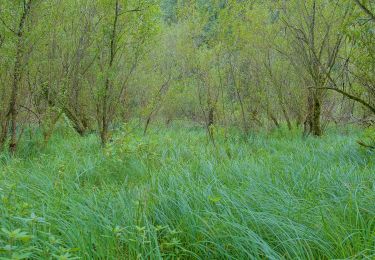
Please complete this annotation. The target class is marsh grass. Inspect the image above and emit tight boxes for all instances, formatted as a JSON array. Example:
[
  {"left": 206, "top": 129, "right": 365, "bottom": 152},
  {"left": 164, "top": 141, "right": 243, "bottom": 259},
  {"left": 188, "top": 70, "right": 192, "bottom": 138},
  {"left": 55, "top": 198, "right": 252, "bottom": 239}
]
[{"left": 0, "top": 125, "right": 374, "bottom": 259}]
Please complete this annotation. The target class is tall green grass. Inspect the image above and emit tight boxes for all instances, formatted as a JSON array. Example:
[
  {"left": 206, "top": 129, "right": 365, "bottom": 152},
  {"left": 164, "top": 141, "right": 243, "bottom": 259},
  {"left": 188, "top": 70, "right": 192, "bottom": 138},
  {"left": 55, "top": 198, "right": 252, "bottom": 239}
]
[{"left": 0, "top": 125, "right": 374, "bottom": 259}]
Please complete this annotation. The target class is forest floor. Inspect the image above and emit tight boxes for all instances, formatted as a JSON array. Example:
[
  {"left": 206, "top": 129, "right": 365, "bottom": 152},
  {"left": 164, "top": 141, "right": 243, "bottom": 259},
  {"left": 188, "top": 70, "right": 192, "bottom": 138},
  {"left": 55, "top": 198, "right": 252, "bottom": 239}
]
[{"left": 0, "top": 125, "right": 374, "bottom": 259}]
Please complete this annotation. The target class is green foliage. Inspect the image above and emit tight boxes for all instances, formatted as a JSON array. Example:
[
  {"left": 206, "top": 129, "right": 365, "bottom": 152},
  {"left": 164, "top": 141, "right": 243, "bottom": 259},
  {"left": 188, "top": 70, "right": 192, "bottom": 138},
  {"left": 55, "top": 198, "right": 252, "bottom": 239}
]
[
  {"left": 0, "top": 185, "right": 80, "bottom": 259},
  {"left": 0, "top": 126, "right": 374, "bottom": 258},
  {"left": 359, "top": 126, "right": 375, "bottom": 149},
  {"left": 0, "top": 0, "right": 374, "bottom": 257}
]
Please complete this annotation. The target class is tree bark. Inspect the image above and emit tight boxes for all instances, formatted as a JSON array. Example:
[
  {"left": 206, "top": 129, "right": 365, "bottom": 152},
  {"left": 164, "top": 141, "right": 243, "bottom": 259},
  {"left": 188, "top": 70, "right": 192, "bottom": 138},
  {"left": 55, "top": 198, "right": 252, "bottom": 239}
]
[
  {"left": 304, "top": 89, "right": 322, "bottom": 136},
  {"left": 62, "top": 106, "right": 88, "bottom": 136},
  {"left": 207, "top": 107, "right": 215, "bottom": 143},
  {"left": 268, "top": 111, "right": 280, "bottom": 128},
  {"left": 0, "top": 120, "right": 8, "bottom": 151},
  {"left": 100, "top": 0, "right": 119, "bottom": 146},
  {"left": 8, "top": 1, "right": 33, "bottom": 154}
]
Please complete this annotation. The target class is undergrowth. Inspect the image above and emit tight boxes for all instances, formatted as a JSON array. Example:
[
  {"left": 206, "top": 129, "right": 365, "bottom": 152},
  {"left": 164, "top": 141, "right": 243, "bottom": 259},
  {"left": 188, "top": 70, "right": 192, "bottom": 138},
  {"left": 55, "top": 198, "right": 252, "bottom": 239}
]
[{"left": 0, "top": 124, "right": 374, "bottom": 259}]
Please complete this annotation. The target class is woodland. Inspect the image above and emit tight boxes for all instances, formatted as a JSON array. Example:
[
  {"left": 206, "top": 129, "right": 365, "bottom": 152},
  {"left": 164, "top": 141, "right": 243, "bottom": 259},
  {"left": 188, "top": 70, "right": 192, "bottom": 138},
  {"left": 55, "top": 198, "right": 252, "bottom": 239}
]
[{"left": 0, "top": 0, "right": 374, "bottom": 259}]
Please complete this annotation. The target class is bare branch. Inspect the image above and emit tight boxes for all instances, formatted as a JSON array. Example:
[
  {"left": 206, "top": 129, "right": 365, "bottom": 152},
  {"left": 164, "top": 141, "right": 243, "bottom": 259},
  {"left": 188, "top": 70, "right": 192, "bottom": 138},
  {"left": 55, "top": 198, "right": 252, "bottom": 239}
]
[
  {"left": 0, "top": 16, "right": 16, "bottom": 34},
  {"left": 312, "top": 87, "right": 375, "bottom": 114},
  {"left": 353, "top": 0, "right": 375, "bottom": 22}
]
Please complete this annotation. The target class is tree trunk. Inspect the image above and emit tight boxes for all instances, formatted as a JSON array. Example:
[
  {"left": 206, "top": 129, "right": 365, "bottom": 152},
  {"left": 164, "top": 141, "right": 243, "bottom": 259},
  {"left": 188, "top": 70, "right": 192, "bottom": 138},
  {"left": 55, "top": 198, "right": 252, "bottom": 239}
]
[
  {"left": 143, "top": 116, "right": 152, "bottom": 135},
  {"left": 100, "top": 0, "right": 119, "bottom": 147},
  {"left": 311, "top": 92, "right": 322, "bottom": 136},
  {"left": 8, "top": 1, "right": 32, "bottom": 154},
  {"left": 100, "top": 79, "right": 110, "bottom": 146},
  {"left": 304, "top": 89, "right": 322, "bottom": 136},
  {"left": 43, "top": 110, "right": 63, "bottom": 144},
  {"left": 268, "top": 111, "right": 280, "bottom": 128},
  {"left": 100, "top": 126, "right": 108, "bottom": 147},
  {"left": 207, "top": 107, "right": 215, "bottom": 143},
  {"left": 208, "top": 107, "right": 214, "bottom": 127},
  {"left": 279, "top": 100, "right": 292, "bottom": 130},
  {"left": 0, "top": 120, "right": 8, "bottom": 151},
  {"left": 62, "top": 106, "right": 88, "bottom": 136}
]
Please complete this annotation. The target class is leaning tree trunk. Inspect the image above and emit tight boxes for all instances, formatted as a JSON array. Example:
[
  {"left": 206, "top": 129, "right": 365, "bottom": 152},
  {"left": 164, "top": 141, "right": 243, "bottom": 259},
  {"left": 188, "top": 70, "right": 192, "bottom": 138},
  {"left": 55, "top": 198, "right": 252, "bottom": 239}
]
[{"left": 62, "top": 106, "right": 89, "bottom": 136}]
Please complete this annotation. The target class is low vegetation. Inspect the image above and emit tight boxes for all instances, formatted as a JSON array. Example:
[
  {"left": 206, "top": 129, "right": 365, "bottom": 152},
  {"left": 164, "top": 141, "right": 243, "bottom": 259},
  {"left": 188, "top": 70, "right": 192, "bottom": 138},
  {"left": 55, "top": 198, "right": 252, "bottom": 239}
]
[
  {"left": 0, "top": 0, "right": 374, "bottom": 259},
  {"left": 0, "top": 125, "right": 374, "bottom": 259}
]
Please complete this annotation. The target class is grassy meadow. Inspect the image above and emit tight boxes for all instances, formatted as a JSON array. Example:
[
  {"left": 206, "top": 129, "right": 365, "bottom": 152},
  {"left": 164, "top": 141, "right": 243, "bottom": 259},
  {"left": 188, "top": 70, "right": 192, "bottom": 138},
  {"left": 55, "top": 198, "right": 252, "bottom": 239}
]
[{"left": 0, "top": 124, "right": 374, "bottom": 259}]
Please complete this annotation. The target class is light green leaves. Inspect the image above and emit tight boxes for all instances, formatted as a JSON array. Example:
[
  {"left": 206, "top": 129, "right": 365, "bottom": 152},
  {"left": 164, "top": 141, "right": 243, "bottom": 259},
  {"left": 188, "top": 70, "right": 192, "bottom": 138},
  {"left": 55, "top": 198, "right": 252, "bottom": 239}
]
[{"left": 1, "top": 228, "right": 32, "bottom": 243}]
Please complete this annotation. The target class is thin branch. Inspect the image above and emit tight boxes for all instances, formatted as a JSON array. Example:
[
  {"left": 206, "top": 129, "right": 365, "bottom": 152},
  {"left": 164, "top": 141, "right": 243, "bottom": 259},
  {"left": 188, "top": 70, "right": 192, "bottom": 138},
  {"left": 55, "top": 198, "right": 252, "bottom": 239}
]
[
  {"left": 118, "top": 6, "right": 150, "bottom": 16},
  {"left": 18, "top": 104, "right": 41, "bottom": 124},
  {"left": 0, "top": 16, "right": 16, "bottom": 34},
  {"left": 353, "top": 0, "right": 375, "bottom": 22},
  {"left": 312, "top": 87, "right": 375, "bottom": 114},
  {"left": 357, "top": 141, "right": 375, "bottom": 149}
]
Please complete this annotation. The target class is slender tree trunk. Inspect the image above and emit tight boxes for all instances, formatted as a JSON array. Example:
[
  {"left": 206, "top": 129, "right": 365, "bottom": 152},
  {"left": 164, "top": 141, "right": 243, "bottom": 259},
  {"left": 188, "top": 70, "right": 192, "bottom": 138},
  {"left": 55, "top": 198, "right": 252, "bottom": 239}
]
[
  {"left": 101, "top": 79, "right": 110, "bottom": 146},
  {"left": 207, "top": 107, "right": 215, "bottom": 144},
  {"left": 208, "top": 107, "right": 214, "bottom": 127},
  {"left": 8, "top": 1, "right": 32, "bottom": 154},
  {"left": 282, "top": 105, "right": 292, "bottom": 130},
  {"left": 268, "top": 111, "right": 280, "bottom": 128},
  {"left": 100, "top": 0, "right": 119, "bottom": 146},
  {"left": 61, "top": 106, "right": 87, "bottom": 136},
  {"left": 143, "top": 116, "right": 152, "bottom": 135},
  {"left": 0, "top": 120, "right": 8, "bottom": 151},
  {"left": 278, "top": 96, "right": 292, "bottom": 130},
  {"left": 230, "top": 60, "right": 249, "bottom": 135},
  {"left": 43, "top": 110, "right": 63, "bottom": 144}
]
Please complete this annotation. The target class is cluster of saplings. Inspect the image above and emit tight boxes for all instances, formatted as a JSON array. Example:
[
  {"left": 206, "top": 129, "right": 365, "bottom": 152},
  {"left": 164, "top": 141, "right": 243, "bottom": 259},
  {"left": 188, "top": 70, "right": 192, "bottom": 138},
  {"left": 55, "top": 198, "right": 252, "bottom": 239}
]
[{"left": 0, "top": 0, "right": 374, "bottom": 153}]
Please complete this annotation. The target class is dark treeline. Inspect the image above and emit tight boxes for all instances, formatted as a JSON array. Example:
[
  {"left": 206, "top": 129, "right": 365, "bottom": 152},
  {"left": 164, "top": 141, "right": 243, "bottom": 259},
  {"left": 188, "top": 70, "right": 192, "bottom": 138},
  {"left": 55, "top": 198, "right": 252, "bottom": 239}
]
[{"left": 0, "top": 0, "right": 374, "bottom": 152}]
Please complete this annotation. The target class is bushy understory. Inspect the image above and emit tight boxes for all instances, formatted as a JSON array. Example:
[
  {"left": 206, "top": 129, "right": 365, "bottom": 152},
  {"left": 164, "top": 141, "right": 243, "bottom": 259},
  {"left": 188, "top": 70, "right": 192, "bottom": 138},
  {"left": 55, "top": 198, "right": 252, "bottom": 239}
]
[{"left": 0, "top": 125, "right": 374, "bottom": 259}]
